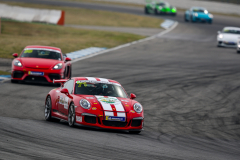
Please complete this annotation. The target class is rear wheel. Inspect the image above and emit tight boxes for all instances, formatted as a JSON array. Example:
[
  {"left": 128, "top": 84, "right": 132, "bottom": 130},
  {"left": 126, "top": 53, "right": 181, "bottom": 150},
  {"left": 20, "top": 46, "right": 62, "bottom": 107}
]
[
  {"left": 68, "top": 103, "right": 75, "bottom": 127},
  {"left": 145, "top": 7, "right": 149, "bottom": 14},
  {"left": 184, "top": 14, "right": 188, "bottom": 22},
  {"left": 45, "top": 96, "right": 53, "bottom": 121}
]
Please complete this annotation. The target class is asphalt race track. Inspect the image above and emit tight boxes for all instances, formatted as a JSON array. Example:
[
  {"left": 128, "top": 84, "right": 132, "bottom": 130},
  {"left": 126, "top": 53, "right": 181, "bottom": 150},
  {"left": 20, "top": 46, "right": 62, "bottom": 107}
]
[{"left": 1, "top": 1, "right": 240, "bottom": 159}]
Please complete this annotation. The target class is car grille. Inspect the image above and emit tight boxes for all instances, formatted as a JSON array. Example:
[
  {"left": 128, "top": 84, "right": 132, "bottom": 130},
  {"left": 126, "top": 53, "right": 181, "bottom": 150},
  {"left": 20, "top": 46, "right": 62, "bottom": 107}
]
[
  {"left": 84, "top": 116, "right": 96, "bottom": 124},
  {"left": 102, "top": 120, "right": 127, "bottom": 127},
  {"left": 24, "top": 76, "right": 48, "bottom": 82},
  {"left": 48, "top": 74, "right": 61, "bottom": 81},
  {"left": 12, "top": 71, "right": 24, "bottom": 78},
  {"left": 224, "top": 42, "right": 236, "bottom": 45},
  {"left": 131, "top": 120, "right": 142, "bottom": 127}
]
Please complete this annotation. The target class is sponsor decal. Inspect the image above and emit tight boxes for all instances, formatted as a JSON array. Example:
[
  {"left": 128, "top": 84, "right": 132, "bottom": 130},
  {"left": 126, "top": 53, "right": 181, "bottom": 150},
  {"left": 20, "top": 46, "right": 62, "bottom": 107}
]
[
  {"left": 28, "top": 71, "right": 44, "bottom": 76},
  {"left": 94, "top": 103, "right": 98, "bottom": 104},
  {"left": 76, "top": 116, "right": 82, "bottom": 122},
  {"left": 86, "top": 97, "right": 94, "bottom": 99},
  {"left": 121, "top": 100, "right": 129, "bottom": 102},
  {"left": 106, "top": 116, "right": 125, "bottom": 122},
  {"left": 98, "top": 97, "right": 120, "bottom": 105},
  {"left": 24, "top": 49, "right": 33, "bottom": 53},
  {"left": 125, "top": 105, "right": 129, "bottom": 107},
  {"left": 59, "top": 96, "right": 64, "bottom": 105},
  {"left": 98, "top": 115, "right": 103, "bottom": 117},
  {"left": 92, "top": 107, "right": 97, "bottom": 110},
  {"left": 76, "top": 81, "right": 87, "bottom": 87},
  {"left": 76, "top": 80, "right": 120, "bottom": 86},
  {"left": 130, "top": 110, "right": 135, "bottom": 113},
  {"left": 64, "top": 97, "right": 69, "bottom": 109}
]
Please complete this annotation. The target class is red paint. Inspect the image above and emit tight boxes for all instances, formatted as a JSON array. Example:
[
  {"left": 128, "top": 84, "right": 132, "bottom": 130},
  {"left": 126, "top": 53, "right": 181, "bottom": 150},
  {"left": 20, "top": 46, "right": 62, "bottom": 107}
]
[{"left": 57, "top": 10, "right": 65, "bottom": 25}]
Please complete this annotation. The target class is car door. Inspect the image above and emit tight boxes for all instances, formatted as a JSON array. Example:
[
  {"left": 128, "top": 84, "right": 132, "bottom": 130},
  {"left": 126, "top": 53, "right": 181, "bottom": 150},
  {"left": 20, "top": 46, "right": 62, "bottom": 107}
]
[{"left": 58, "top": 79, "right": 74, "bottom": 116}]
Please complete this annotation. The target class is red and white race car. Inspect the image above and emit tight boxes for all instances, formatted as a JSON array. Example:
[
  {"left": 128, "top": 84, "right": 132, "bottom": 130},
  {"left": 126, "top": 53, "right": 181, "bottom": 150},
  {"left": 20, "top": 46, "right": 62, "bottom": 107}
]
[
  {"left": 45, "top": 77, "right": 144, "bottom": 133},
  {"left": 11, "top": 45, "right": 71, "bottom": 83}
]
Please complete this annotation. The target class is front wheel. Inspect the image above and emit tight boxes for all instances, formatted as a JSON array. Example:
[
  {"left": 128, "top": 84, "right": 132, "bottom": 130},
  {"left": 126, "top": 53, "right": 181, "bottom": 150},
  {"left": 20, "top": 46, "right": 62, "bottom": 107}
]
[
  {"left": 237, "top": 50, "right": 240, "bottom": 54},
  {"left": 208, "top": 20, "right": 212, "bottom": 24},
  {"left": 45, "top": 96, "right": 53, "bottom": 121},
  {"left": 68, "top": 103, "right": 76, "bottom": 127}
]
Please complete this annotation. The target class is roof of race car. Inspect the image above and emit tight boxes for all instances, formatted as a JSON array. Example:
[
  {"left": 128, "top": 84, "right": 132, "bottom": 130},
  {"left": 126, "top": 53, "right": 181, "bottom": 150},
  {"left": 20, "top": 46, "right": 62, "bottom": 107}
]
[
  {"left": 223, "top": 27, "right": 240, "bottom": 31},
  {"left": 24, "top": 45, "right": 61, "bottom": 52},
  {"left": 75, "top": 77, "right": 121, "bottom": 86}
]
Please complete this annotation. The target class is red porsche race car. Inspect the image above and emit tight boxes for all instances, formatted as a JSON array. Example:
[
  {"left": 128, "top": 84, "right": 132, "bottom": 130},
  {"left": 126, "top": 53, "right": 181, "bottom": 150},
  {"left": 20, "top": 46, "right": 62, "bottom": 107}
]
[
  {"left": 44, "top": 77, "right": 144, "bottom": 134},
  {"left": 11, "top": 45, "right": 72, "bottom": 83}
]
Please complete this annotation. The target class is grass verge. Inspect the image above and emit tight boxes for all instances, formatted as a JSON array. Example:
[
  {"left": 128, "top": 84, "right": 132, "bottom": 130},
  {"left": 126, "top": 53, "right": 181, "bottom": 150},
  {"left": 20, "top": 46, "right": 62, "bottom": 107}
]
[
  {"left": 0, "top": 0, "right": 163, "bottom": 28},
  {"left": 0, "top": 21, "right": 145, "bottom": 59},
  {"left": 0, "top": 70, "right": 10, "bottom": 75}
]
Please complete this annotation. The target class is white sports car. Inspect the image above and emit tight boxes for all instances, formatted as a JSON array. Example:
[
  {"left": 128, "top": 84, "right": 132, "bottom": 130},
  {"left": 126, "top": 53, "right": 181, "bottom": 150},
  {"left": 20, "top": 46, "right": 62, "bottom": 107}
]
[
  {"left": 217, "top": 27, "right": 240, "bottom": 47},
  {"left": 237, "top": 38, "right": 240, "bottom": 53}
]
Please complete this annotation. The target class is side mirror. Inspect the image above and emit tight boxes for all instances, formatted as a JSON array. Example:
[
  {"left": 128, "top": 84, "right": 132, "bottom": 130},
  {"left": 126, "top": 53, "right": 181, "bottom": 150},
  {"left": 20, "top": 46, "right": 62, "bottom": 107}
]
[
  {"left": 217, "top": 31, "right": 221, "bottom": 34},
  {"left": 65, "top": 57, "right": 71, "bottom": 62},
  {"left": 13, "top": 53, "right": 18, "bottom": 58},
  {"left": 130, "top": 93, "right": 136, "bottom": 100},
  {"left": 60, "top": 88, "right": 69, "bottom": 95}
]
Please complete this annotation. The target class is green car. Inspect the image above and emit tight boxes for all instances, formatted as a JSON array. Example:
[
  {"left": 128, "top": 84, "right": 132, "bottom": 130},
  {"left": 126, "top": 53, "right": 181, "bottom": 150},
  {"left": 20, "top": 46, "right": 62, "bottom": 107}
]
[{"left": 145, "top": 1, "right": 177, "bottom": 16}]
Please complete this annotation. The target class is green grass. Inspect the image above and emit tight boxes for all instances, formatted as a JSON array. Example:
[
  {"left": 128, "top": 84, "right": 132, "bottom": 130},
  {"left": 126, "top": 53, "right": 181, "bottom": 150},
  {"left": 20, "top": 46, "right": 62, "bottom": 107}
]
[
  {"left": 0, "top": 21, "right": 145, "bottom": 59},
  {"left": 0, "top": 70, "right": 11, "bottom": 75},
  {"left": 0, "top": 0, "right": 163, "bottom": 28}
]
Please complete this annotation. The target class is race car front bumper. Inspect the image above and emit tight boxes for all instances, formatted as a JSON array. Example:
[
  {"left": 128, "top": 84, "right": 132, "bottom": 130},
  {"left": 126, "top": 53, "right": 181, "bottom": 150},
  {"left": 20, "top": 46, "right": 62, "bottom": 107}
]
[
  {"left": 218, "top": 41, "right": 237, "bottom": 48},
  {"left": 74, "top": 112, "right": 144, "bottom": 131},
  {"left": 11, "top": 67, "right": 64, "bottom": 83}
]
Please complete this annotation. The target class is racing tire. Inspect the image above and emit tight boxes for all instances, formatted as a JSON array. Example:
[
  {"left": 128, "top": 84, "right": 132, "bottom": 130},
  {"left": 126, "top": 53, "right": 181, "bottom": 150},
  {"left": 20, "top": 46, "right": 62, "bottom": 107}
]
[
  {"left": 145, "top": 7, "right": 149, "bottom": 14},
  {"left": 208, "top": 20, "right": 212, "bottom": 24},
  {"left": 154, "top": 9, "right": 159, "bottom": 15},
  {"left": 11, "top": 79, "right": 19, "bottom": 83},
  {"left": 68, "top": 103, "right": 76, "bottom": 127},
  {"left": 237, "top": 50, "right": 240, "bottom": 54},
  {"left": 184, "top": 14, "right": 188, "bottom": 22},
  {"left": 172, "top": 13, "right": 176, "bottom": 16},
  {"left": 129, "top": 131, "right": 141, "bottom": 134},
  {"left": 45, "top": 96, "right": 53, "bottom": 121},
  {"left": 191, "top": 16, "right": 195, "bottom": 23}
]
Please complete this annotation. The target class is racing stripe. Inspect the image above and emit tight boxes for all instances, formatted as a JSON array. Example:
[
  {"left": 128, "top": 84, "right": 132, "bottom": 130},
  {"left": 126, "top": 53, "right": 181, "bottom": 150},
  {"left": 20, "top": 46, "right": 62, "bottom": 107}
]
[
  {"left": 86, "top": 77, "right": 96, "bottom": 81},
  {"left": 105, "top": 111, "right": 114, "bottom": 116},
  {"left": 99, "top": 78, "right": 109, "bottom": 83},
  {"left": 95, "top": 96, "right": 112, "bottom": 111},
  {"left": 117, "top": 112, "right": 126, "bottom": 118},
  {"left": 110, "top": 104, "right": 118, "bottom": 116},
  {"left": 95, "top": 78, "right": 101, "bottom": 81},
  {"left": 114, "top": 102, "right": 125, "bottom": 112}
]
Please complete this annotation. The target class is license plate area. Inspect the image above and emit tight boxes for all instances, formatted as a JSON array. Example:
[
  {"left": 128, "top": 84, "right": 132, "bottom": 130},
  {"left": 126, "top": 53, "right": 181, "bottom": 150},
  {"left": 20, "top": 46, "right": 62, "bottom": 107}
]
[
  {"left": 105, "top": 116, "right": 126, "bottom": 122},
  {"left": 28, "top": 71, "right": 44, "bottom": 76}
]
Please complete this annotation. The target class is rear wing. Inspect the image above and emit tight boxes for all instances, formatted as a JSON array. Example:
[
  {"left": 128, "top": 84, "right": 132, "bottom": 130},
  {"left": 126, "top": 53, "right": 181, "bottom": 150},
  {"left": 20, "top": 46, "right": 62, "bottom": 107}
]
[{"left": 53, "top": 79, "right": 68, "bottom": 85}]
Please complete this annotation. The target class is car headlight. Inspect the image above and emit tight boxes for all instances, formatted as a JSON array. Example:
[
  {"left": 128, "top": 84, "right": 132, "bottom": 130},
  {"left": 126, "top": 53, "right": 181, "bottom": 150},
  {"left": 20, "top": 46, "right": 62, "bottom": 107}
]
[
  {"left": 133, "top": 103, "right": 143, "bottom": 113},
  {"left": 209, "top": 14, "right": 213, "bottom": 18},
  {"left": 53, "top": 63, "right": 63, "bottom": 69},
  {"left": 14, "top": 60, "right": 22, "bottom": 67},
  {"left": 218, "top": 34, "right": 223, "bottom": 39},
  {"left": 194, "top": 13, "right": 198, "bottom": 17},
  {"left": 79, "top": 99, "right": 91, "bottom": 109}
]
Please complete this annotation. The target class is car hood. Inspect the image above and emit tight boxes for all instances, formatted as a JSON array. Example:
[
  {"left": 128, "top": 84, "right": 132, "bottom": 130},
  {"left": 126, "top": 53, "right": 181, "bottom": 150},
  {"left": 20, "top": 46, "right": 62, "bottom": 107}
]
[
  {"left": 221, "top": 33, "right": 240, "bottom": 42},
  {"left": 80, "top": 95, "right": 133, "bottom": 113},
  {"left": 19, "top": 58, "right": 61, "bottom": 69},
  {"left": 195, "top": 12, "right": 209, "bottom": 18}
]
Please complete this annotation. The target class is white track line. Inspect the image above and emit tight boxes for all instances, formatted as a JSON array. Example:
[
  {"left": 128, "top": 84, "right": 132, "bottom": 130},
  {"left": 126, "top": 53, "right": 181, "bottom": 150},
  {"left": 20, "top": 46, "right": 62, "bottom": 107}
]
[{"left": 71, "top": 21, "right": 178, "bottom": 64}]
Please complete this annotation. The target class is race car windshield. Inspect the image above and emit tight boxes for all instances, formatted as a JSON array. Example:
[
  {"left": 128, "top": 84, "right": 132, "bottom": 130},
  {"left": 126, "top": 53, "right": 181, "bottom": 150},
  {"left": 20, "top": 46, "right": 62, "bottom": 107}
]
[
  {"left": 192, "top": 9, "right": 206, "bottom": 13},
  {"left": 157, "top": 3, "right": 165, "bottom": 6},
  {"left": 20, "top": 49, "right": 62, "bottom": 60},
  {"left": 75, "top": 82, "right": 128, "bottom": 98},
  {"left": 223, "top": 29, "right": 240, "bottom": 34}
]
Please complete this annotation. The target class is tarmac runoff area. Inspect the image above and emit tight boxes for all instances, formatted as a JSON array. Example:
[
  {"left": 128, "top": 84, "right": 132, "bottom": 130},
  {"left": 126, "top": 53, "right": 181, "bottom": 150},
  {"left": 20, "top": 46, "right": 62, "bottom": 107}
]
[{"left": 96, "top": 0, "right": 240, "bottom": 15}]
